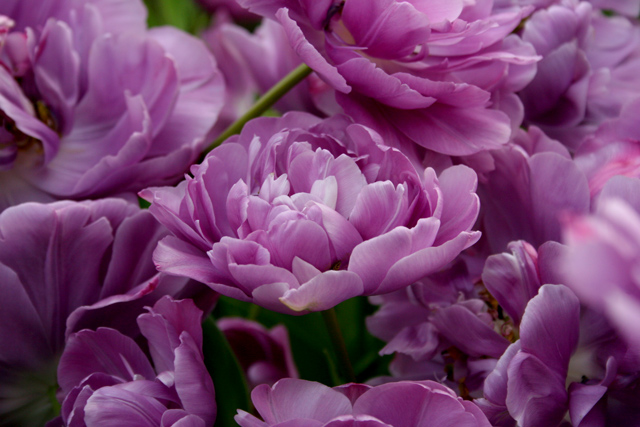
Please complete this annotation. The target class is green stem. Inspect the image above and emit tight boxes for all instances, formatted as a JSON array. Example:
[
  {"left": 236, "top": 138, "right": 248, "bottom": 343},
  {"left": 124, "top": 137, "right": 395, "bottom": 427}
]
[
  {"left": 321, "top": 308, "right": 356, "bottom": 383},
  {"left": 203, "top": 63, "right": 313, "bottom": 156}
]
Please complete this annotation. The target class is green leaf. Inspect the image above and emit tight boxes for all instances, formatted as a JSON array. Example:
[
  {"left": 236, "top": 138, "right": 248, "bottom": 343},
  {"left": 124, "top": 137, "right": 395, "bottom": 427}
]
[
  {"left": 213, "top": 296, "right": 391, "bottom": 385},
  {"left": 202, "top": 315, "right": 251, "bottom": 427},
  {"left": 144, "top": 0, "right": 211, "bottom": 34},
  {"left": 334, "top": 297, "right": 390, "bottom": 381},
  {"left": 214, "top": 297, "right": 336, "bottom": 384}
]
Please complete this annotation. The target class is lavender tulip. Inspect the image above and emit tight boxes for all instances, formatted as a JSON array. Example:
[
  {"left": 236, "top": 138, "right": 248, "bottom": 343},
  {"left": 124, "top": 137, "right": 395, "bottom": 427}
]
[
  {"left": 477, "top": 284, "right": 580, "bottom": 426},
  {"left": 574, "top": 99, "right": 640, "bottom": 205},
  {"left": 479, "top": 126, "right": 590, "bottom": 252},
  {"left": 518, "top": 1, "right": 640, "bottom": 149},
  {"left": 367, "top": 257, "right": 510, "bottom": 396},
  {"left": 197, "top": 0, "right": 260, "bottom": 22},
  {"left": 235, "top": 0, "right": 539, "bottom": 158},
  {"left": 563, "top": 193, "right": 640, "bottom": 353},
  {"left": 55, "top": 297, "right": 215, "bottom": 427},
  {"left": 478, "top": 282, "right": 640, "bottom": 426},
  {"left": 0, "top": 0, "right": 224, "bottom": 210},
  {"left": 142, "top": 112, "right": 480, "bottom": 314},
  {"left": 481, "top": 239, "right": 566, "bottom": 326},
  {"left": 219, "top": 318, "right": 299, "bottom": 388},
  {"left": 0, "top": 199, "right": 211, "bottom": 426},
  {"left": 235, "top": 378, "right": 491, "bottom": 426},
  {"left": 203, "top": 17, "right": 329, "bottom": 137}
]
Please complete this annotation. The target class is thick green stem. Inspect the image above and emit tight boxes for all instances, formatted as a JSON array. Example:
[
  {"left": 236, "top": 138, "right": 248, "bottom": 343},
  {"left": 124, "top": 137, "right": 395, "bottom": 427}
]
[
  {"left": 321, "top": 307, "right": 356, "bottom": 383},
  {"left": 203, "top": 63, "right": 313, "bottom": 155}
]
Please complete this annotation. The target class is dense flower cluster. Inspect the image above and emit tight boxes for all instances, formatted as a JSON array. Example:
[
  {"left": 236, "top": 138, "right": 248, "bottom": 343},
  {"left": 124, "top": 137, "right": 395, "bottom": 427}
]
[{"left": 2, "top": 0, "right": 640, "bottom": 426}]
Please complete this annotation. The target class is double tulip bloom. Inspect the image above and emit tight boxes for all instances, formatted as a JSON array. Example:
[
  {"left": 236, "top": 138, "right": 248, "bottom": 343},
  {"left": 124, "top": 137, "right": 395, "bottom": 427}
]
[
  {"left": 142, "top": 113, "right": 481, "bottom": 314},
  {"left": 0, "top": 0, "right": 224, "bottom": 210}
]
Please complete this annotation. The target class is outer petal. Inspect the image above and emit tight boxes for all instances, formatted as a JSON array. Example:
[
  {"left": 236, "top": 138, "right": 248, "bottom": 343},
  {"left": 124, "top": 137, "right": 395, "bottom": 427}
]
[
  {"left": 57, "top": 328, "right": 156, "bottom": 395},
  {"left": 83, "top": 385, "right": 165, "bottom": 427},
  {"left": 505, "top": 352, "right": 568, "bottom": 427},
  {"left": 251, "top": 379, "right": 352, "bottom": 424},
  {"left": 279, "top": 270, "right": 364, "bottom": 313},
  {"left": 173, "top": 334, "right": 216, "bottom": 426},
  {"left": 353, "top": 381, "right": 491, "bottom": 426},
  {"left": 348, "top": 217, "right": 439, "bottom": 294},
  {"left": 431, "top": 305, "right": 510, "bottom": 358},
  {"left": 518, "top": 285, "right": 580, "bottom": 377},
  {"left": 276, "top": 8, "right": 350, "bottom": 92}
]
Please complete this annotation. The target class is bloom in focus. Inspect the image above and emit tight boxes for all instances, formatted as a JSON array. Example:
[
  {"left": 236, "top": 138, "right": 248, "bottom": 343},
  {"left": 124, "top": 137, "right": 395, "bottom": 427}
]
[{"left": 142, "top": 112, "right": 480, "bottom": 314}]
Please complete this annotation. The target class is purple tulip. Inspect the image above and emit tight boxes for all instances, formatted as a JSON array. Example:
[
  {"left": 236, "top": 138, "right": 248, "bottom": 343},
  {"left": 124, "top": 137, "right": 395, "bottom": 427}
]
[
  {"left": 234, "top": 0, "right": 539, "bottom": 158},
  {"left": 478, "top": 126, "right": 590, "bottom": 252},
  {"left": 0, "top": 0, "right": 224, "bottom": 210},
  {"left": 55, "top": 296, "right": 215, "bottom": 427},
  {"left": 142, "top": 112, "right": 480, "bottom": 314},
  {"left": 196, "top": 0, "right": 260, "bottom": 22},
  {"left": 219, "top": 318, "right": 299, "bottom": 388},
  {"left": 573, "top": 99, "right": 640, "bottom": 205},
  {"left": 518, "top": 1, "right": 640, "bottom": 149},
  {"left": 0, "top": 199, "right": 211, "bottom": 426},
  {"left": 481, "top": 239, "right": 566, "bottom": 326},
  {"left": 203, "top": 17, "right": 329, "bottom": 138},
  {"left": 367, "top": 257, "right": 510, "bottom": 396},
  {"left": 563, "top": 191, "right": 640, "bottom": 353},
  {"left": 477, "top": 284, "right": 581, "bottom": 427},
  {"left": 235, "top": 378, "right": 491, "bottom": 426},
  {"left": 478, "top": 281, "right": 640, "bottom": 426}
]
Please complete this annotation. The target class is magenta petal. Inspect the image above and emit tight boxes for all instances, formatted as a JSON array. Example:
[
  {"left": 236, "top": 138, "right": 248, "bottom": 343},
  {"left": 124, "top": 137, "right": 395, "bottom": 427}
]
[
  {"left": 309, "top": 203, "right": 363, "bottom": 261},
  {"left": 505, "top": 352, "right": 568, "bottom": 427},
  {"left": 154, "top": 236, "right": 220, "bottom": 285},
  {"left": 0, "top": 262, "right": 51, "bottom": 367},
  {"left": 251, "top": 379, "right": 352, "bottom": 424},
  {"left": 276, "top": 8, "right": 350, "bottom": 93},
  {"left": 376, "top": 229, "right": 481, "bottom": 294},
  {"left": 324, "top": 416, "right": 392, "bottom": 427},
  {"left": 279, "top": 270, "right": 364, "bottom": 313},
  {"left": 83, "top": 385, "right": 166, "bottom": 427},
  {"left": 58, "top": 328, "right": 156, "bottom": 394},
  {"left": 267, "top": 218, "right": 332, "bottom": 271},
  {"left": 348, "top": 217, "right": 439, "bottom": 294},
  {"left": 335, "top": 58, "right": 436, "bottom": 109},
  {"left": 0, "top": 68, "right": 60, "bottom": 161},
  {"left": 353, "top": 381, "right": 490, "bottom": 426},
  {"left": 518, "top": 284, "right": 580, "bottom": 377},
  {"left": 137, "top": 297, "right": 203, "bottom": 373},
  {"left": 482, "top": 341, "right": 522, "bottom": 408},
  {"left": 527, "top": 153, "right": 590, "bottom": 243},
  {"left": 33, "top": 19, "right": 80, "bottom": 135},
  {"left": 173, "top": 334, "right": 216, "bottom": 426},
  {"left": 341, "top": 0, "right": 430, "bottom": 60},
  {"left": 161, "top": 410, "right": 206, "bottom": 427},
  {"left": 568, "top": 383, "right": 607, "bottom": 427},
  {"left": 146, "top": 26, "right": 224, "bottom": 156},
  {"left": 349, "top": 181, "right": 410, "bottom": 240},
  {"left": 431, "top": 305, "right": 510, "bottom": 358},
  {"left": 434, "top": 165, "right": 479, "bottom": 244},
  {"left": 386, "top": 103, "right": 512, "bottom": 156},
  {"left": 481, "top": 241, "right": 541, "bottom": 326}
]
